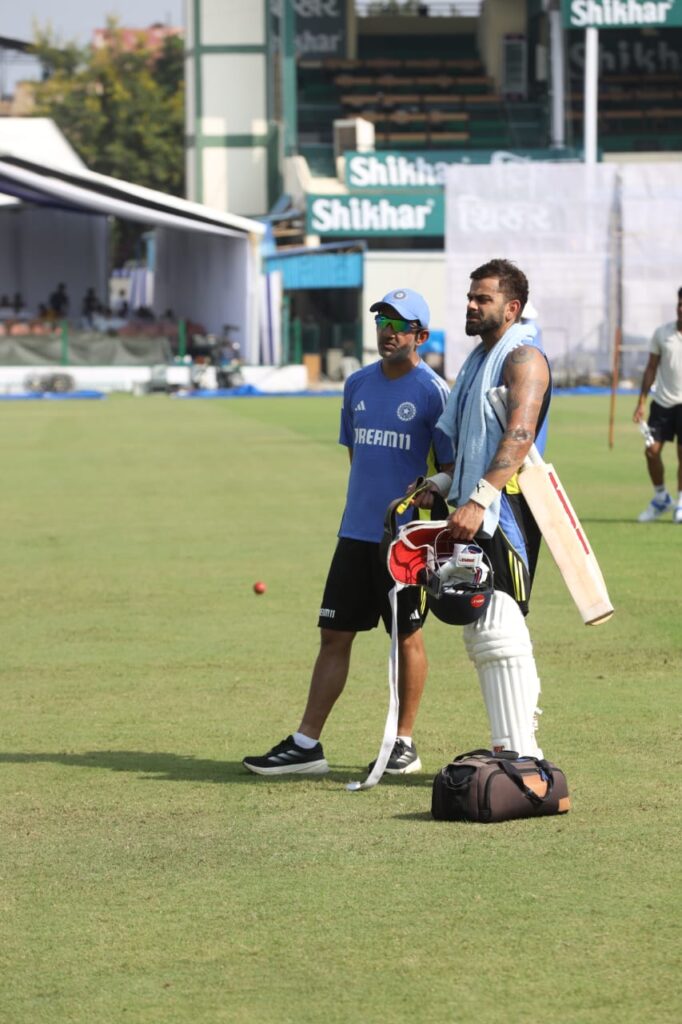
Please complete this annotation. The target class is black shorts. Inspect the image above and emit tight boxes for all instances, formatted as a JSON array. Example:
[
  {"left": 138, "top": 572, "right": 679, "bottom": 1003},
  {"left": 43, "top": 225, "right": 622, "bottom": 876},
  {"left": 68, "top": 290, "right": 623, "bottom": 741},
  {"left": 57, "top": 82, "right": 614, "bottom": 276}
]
[
  {"left": 317, "top": 537, "right": 426, "bottom": 635},
  {"left": 476, "top": 490, "right": 542, "bottom": 617},
  {"left": 648, "top": 400, "right": 682, "bottom": 444}
]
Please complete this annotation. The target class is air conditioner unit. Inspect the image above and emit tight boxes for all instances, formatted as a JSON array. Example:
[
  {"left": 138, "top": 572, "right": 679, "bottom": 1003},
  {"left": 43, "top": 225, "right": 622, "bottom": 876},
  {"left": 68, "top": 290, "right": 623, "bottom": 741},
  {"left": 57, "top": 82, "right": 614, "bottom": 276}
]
[{"left": 333, "top": 117, "right": 375, "bottom": 161}]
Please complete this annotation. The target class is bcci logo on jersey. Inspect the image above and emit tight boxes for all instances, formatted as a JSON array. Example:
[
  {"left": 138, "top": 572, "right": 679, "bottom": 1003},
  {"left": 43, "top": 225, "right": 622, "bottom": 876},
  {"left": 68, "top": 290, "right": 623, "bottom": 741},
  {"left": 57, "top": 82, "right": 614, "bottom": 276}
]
[{"left": 397, "top": 402, "right": 417, "bottom": 422}]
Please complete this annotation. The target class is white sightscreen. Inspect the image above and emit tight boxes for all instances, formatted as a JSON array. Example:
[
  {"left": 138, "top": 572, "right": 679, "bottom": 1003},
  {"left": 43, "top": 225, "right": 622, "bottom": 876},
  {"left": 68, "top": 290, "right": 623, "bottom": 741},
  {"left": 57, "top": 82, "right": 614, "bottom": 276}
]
[
  {"left": 444, "top": 162, "right": 619, "bottom": 383},
  {"left": 620, "top": 163, "right": 682, "bottom": 379}
]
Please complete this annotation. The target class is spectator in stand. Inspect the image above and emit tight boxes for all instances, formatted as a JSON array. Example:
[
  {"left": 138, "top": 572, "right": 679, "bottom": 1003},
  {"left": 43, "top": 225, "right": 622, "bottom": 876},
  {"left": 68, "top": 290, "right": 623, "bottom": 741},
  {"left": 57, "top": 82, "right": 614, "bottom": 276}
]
[
  {"left": 12, "top": 292, "right": 25, "bottom": 315},
  {"left": 114, "top": 289, "right": 129, "bottom": 317},
  {"left": 49, "top": 283, "right": 70, "bottom": 319},
  {"left": 81, "top": 287, "right": 100, "bottom": 329}
]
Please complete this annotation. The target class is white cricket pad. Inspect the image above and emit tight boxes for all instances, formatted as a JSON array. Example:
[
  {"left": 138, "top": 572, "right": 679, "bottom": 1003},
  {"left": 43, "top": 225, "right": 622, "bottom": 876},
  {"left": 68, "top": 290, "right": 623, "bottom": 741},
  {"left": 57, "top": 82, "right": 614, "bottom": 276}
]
[{"left": 463, "top": 591, "right": 543, "bottom": 758}]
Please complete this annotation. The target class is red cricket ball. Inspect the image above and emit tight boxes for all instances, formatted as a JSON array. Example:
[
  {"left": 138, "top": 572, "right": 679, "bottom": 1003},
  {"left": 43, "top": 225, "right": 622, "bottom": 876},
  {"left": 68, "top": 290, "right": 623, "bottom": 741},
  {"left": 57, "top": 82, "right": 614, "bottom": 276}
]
[{"left": 253, "top": 581, "right": 267, "bottom": 594}]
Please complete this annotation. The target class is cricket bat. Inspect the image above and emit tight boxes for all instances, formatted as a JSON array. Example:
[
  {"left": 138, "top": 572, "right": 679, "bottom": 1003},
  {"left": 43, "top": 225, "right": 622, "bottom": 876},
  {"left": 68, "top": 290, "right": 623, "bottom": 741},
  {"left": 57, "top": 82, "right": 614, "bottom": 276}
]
[{"left": 487, "top": 387, "right": 614, "bottom": 626}]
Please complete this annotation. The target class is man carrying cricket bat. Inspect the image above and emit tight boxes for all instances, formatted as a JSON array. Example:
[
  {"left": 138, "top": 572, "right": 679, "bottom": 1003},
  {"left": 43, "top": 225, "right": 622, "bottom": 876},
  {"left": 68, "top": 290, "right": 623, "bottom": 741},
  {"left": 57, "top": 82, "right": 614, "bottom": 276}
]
[{"left": 413, "top": 259, "right": 551, "bottom": 758}]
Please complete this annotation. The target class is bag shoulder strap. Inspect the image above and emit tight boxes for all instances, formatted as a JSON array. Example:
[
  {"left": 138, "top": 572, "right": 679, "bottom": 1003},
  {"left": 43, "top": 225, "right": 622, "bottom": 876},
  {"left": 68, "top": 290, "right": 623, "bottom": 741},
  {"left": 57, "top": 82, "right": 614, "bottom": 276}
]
[
  {"left": 497, "top": 757, "right": 555, "bottom": 805},
  {"left": 454, "top": 748, "right": 494, "bottom": 761},
  {"left": 453, "top": 749, "right": 522, "bottom": 762}
]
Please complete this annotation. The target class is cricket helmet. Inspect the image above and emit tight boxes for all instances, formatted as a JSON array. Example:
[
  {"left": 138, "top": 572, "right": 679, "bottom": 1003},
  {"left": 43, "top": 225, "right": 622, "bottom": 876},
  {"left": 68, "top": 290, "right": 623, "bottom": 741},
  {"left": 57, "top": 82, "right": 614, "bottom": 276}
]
[{"left": 386, "top": 515, "right": 493, "bottom": 627}]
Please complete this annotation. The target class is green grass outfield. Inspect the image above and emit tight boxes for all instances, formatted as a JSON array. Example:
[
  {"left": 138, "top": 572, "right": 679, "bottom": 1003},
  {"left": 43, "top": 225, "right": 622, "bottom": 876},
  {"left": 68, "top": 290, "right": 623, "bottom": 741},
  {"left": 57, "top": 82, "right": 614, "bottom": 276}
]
[{"left": 1, "top": 392, "right": 679, "bottom": 1024}]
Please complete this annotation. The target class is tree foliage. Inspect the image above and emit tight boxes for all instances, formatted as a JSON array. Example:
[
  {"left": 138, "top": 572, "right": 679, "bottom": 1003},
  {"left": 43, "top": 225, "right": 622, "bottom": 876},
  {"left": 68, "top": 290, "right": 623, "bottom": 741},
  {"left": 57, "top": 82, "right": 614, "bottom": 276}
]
[
  {"left": 30, "top": 20, "right": 185, "bottom": 266},
  {"left": 31, "top": 19, "right": 185, "bottom": 197}
]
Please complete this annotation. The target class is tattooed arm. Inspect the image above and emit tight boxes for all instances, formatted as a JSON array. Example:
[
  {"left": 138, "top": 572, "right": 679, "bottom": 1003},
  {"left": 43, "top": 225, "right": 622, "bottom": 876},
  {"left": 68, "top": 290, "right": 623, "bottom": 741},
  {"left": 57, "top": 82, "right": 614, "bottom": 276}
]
[
  {"left": 447, "top": 345, "right": 549, "bottom": 540},
  {"left": 488, "top": 345, "right": 549, "bottom": 485}
]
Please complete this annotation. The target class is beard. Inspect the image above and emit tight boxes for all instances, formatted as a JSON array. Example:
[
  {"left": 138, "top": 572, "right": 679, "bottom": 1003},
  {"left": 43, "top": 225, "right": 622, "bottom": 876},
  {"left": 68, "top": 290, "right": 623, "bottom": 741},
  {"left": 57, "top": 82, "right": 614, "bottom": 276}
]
[{"left": 465, "top": 312, "right": 504, "bottom": 336}]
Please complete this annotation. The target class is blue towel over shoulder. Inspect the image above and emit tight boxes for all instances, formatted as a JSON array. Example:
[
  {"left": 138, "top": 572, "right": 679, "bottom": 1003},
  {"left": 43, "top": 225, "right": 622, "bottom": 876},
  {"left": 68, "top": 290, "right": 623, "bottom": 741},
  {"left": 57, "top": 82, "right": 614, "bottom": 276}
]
[{"left": 436, "top": 322, "right": 542, "bottom": 538}]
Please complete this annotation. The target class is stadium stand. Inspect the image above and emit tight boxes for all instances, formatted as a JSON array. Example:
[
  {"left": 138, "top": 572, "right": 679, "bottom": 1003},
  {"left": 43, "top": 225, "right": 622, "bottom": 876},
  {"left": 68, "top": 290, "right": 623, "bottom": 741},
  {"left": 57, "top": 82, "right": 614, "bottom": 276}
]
[
  {"left": 565, "top": 68, "right": 682, "bottom": 153},
  {"left": 298, "top": 38, "right": 524, "bottom": 158},
  {"left": 298, "top": 17, "right": 682, "bottom": 170}
]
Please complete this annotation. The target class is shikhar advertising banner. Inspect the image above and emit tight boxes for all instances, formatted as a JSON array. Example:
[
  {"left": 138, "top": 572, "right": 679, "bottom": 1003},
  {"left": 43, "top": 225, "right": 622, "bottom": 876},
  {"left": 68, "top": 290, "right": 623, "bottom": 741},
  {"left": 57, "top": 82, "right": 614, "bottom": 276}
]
[
  {"left": 306, "top": 193, "right": 444, "bottom": 237},
  {"left": 344, "top": 149, "right": 583, "bottom": 190},
  {"left": 562, "top": 0, "right": 682, "bottom": 28},
  {"left": 295, "top": 0, "right": 346, "bottom": 57}
]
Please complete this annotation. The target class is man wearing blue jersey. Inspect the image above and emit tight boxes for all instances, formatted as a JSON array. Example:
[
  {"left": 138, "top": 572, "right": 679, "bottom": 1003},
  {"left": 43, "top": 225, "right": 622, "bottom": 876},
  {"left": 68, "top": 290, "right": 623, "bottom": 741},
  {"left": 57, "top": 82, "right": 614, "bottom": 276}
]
[
  {"left": 413, "top": 259, "right": 551, "bottom": 759},
  {"left": 243, "top": 288, "right": 453, "bottom": 776}
]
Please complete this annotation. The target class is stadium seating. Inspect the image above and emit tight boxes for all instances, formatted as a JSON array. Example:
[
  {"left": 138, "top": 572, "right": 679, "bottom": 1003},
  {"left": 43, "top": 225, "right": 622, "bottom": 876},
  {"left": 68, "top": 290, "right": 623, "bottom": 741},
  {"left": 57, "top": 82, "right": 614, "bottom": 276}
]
[
  {"left": 565, "top": 70, "right": 682, "bottom": 152},
  {"left": 297, "top": 19, "right": 682, "bottom": 172},
  {"left": 297, "top": 35, "right": 524, "bottom": 159}
]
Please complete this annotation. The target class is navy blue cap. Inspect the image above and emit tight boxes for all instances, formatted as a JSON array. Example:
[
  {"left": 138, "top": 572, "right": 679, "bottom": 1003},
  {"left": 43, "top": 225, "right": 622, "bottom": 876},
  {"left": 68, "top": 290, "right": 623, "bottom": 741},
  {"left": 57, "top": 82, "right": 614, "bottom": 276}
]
[{"left": 370, "top": 288, "right": 430, "bottom": 328}]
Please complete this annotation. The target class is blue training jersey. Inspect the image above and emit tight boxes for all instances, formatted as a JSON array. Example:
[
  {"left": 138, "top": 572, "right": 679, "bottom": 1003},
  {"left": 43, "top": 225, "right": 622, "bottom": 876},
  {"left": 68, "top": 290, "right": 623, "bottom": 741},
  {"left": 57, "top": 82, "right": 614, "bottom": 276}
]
[{"left": 338, "top": 360, "right": 452, "bottom": 543}]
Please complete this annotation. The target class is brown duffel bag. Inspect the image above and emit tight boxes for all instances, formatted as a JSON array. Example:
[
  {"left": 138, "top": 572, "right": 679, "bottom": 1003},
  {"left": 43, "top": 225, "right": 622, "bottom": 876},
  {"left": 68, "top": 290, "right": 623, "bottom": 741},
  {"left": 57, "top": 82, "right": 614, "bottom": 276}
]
[{"left": 431, "top": 748, "right": 571, "bottom": 824}]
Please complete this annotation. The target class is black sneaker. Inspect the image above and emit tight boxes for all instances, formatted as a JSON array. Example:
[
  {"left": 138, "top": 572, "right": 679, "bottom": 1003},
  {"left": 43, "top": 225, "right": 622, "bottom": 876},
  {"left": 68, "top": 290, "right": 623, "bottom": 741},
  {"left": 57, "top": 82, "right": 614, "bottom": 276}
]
[
  {"left": 242, "top": 735, "right": 329, "bottom": 776},
  {"left": 368, "top": 738, "right": 422, "bottom": 776}
]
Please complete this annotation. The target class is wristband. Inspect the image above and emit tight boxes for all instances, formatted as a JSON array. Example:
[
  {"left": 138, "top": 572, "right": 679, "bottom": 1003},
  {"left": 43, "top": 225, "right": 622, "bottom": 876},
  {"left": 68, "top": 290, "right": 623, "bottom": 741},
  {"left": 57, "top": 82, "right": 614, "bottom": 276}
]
[
  {"left": 469, "top": 478, "right": 499, "bottom": 509},
  {"left": 426, "top": 472, "right": 453, "bottom": 497}
]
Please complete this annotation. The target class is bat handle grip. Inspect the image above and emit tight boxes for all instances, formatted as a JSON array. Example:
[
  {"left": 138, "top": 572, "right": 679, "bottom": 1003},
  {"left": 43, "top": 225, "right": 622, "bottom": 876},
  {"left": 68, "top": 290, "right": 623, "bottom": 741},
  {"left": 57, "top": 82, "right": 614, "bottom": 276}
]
[
  {"left": 395, "top": 476, "right": 427, "bottom": 515},
  {"left": 524, "top": 445, "right": 543, "bottom": 468}
]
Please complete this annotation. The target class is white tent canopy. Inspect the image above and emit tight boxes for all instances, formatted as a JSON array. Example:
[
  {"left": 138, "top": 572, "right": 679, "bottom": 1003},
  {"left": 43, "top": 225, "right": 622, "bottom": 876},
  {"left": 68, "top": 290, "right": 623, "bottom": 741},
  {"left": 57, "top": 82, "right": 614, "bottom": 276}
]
[
  {"left": 0, "top": 118, "right": 86, "bottom": 174},
  {"left": 0, "top": 120, "right": 265, "bottom": 361}
]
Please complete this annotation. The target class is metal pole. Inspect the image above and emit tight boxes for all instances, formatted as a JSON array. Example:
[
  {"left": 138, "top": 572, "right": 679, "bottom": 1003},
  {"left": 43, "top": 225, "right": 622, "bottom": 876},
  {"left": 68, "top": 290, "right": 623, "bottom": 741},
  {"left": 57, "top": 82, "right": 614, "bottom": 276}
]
[
  {"left": 549, "top": 3, "right": 565, "bottom": 150},
  {"left": 60, "top": 320, "right": 69, "bottom": 365},
  {"left": 608, "top": 170, "right": 623, "bottom": 449},
  {"left": 292, "top": 317, "right": 302, "bottom": 364},
  {"left": 281, "top": 294, "right": 291, "bottom": 366},
  {"left": 609, "top": 326, "right": 622, "bottom": 449},
  {"left": 583, "top": 27, "right": 599, "bottom": 164},
  {"left": 191, "top": 0, "right": 203, "bottom": 203}
]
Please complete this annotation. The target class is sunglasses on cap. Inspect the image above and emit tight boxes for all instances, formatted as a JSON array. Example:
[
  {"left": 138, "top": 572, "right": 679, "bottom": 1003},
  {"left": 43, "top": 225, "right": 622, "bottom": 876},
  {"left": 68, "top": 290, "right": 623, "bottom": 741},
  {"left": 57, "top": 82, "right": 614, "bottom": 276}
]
[{"left": 374, "top": 314, "right": 420, "bottom": 333}]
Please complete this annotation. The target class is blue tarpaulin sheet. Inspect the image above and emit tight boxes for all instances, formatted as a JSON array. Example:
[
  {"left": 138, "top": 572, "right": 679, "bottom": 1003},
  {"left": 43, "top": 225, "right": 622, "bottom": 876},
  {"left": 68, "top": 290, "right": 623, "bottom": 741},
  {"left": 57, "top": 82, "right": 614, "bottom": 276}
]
[{"left": 0, "top": 390, "right": 105, "bottom": 401}]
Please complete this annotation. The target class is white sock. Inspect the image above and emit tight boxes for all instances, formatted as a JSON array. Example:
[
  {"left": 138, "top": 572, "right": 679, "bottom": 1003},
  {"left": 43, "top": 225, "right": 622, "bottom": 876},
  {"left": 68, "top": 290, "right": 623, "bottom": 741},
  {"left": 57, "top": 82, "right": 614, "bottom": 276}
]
[
  {"left": 293, "top": 731, "right": 318, "bottom": 749},
  {"left": 397, "top": 734, "right": 413, "bottom": 746},
  {"left": 677, "top": 491, "right": 682, "bottom": 506},
  {"left": 654, "top": 484, "right": 667, "bottom": 497}
]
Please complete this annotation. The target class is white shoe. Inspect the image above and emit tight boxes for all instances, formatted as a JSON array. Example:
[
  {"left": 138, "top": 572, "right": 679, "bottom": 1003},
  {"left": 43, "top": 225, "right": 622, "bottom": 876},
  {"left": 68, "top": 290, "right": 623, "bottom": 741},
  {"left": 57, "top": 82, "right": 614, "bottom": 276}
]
[
  {"left": 674, "top": 505, "right": 682, "bottom": 525},
  {"left": 637, "top": 493, "right": 672, "bottom": 522}
]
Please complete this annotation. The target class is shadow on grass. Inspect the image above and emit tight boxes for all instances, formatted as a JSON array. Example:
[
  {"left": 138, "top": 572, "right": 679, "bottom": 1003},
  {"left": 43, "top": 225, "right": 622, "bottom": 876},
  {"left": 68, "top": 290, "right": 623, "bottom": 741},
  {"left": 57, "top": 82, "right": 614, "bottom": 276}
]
[
  {"left": 0, "top": 750, "right": 281, "bottom": 784},
  {"left": 0, "top": 751, "right": 434, "bottom": 788}
]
